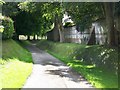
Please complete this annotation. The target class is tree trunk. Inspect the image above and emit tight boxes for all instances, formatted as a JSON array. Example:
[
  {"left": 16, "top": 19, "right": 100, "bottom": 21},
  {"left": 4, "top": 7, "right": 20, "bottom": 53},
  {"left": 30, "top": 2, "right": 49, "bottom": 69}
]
[
  {"left": 27, "top": 35, "right": 30, "bottom": 40},
  {"left": 58, "top": 16, "right": 65, "bottom": 42},
  {"left": 52, "top": 14, "right": 60, "bottom": 42},
  {"left": 118, "top": 16, "right": 120, "bottom": 45},
  {"left": 104, "top": 2, "right": 115, "bottom": 46},
  {"left": 47, "top": 14, "right": 63, "bottom": 42},
  {"left": 47, "top": 30, "right": 54, "bottom": 41},
  {"left": 115, "top": 16, "right": 120, "bottom": 46}
]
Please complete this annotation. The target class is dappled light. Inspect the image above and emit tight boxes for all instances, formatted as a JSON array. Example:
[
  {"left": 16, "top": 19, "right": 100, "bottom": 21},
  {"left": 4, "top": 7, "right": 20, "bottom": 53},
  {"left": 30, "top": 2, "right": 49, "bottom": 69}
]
[
  {"left": 37, "top": 40, "right": 118, "bottom": 88},
  {"left": 1, "top": 1, "right": 120, "bottom": 89},
  {"left": 22, "top": 43, "right": 94, "bottom": 88},
  {"left": 1, "top": 40, "right": 33, "bottom": 88},
  {"left": 1, "top": 58, "right": 32, "bottom": 88}
]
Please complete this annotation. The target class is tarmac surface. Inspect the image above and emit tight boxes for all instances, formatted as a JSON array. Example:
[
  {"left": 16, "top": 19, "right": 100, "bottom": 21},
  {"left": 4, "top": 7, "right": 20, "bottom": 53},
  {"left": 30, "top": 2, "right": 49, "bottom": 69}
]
[{"left": 22, "top": 43, "right": 96, "bottom": 89}]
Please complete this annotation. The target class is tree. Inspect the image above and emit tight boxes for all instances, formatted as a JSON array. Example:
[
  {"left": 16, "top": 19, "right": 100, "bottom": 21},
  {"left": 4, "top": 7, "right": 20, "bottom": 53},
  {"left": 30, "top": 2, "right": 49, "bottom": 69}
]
[
  {"left": 115, "top": 2, "right": 120, "bottom": 45},
  {"left": 63, "top": 2, "right": 104, "bottom": 31},
  {"left": 3, "top": 2, "right": 64, "bottom": 41},
  {"left": 64, "top": 2, "right": 119, "bottom": 46},
  {"left": 63, "top": 2, "right": 104, "bottom": 44},
  {"left": 2, "top": 2, "right": 19, "bottom": 17},
  {"left": 104, "top": 2, "right": 115, "bottom": 46},
  {"left": 46, "top": 2, "right": 63, "bottom": 42},
  {"left": 16, "top": 2, "right": 47, "bottom": 39},
  {"left": 38, "top": 2, "right": 63, "bottom": 42}
]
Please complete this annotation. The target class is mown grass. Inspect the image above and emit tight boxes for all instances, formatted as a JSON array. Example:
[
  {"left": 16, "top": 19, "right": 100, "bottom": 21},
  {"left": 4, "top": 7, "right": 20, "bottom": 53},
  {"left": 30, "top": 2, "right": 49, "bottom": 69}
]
[
  {"left": 2, "top": 39, "right": 32, "bottom": 63},
  {"left": 37, "top": 40, "right": 119, "bottom": 88},
  {"left": 0, "top": 39, "right": 33, "bottom": 88}
]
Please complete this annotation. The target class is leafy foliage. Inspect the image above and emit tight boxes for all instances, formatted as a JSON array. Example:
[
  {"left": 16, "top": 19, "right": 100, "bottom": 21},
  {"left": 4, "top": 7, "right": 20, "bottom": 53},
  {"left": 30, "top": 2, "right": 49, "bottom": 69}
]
[
  {"left": 0, "top": 0, "right": 5, "bottom": 5},
  {"left": 2, "top": 2, "right": 19, "bottom": 17},
  {"left": 63, "top": 22, "right": 75, "bottom": 28},
  {"left": 1, "top": 16, "right": 14, "bottom": 39},
  {"left": 16, "top": 2, "right": 63, "bottom": 37},
  {"left": 63, "top": 2, "right": 104, "bottom": 31},
  {"left": 115, "top": 2, "right": 120, "bottom": 16},
  {"left": 2, "top": 2, "right": 119, "bottom": 46},
  {"left": 15, "top": 11, "right": 39, "bottom": 35}
]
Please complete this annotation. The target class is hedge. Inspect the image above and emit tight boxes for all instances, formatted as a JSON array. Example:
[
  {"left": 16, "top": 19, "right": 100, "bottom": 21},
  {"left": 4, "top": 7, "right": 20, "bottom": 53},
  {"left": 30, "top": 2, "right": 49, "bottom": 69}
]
[{"left": 0, "top": 16, "right": 14, "bottom": 39}]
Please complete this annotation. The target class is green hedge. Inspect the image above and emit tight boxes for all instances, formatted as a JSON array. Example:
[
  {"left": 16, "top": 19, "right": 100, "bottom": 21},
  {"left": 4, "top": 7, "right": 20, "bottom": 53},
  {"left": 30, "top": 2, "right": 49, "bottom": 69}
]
[{"left": 1, "top": 16, "right": 14, "bottom": 39}]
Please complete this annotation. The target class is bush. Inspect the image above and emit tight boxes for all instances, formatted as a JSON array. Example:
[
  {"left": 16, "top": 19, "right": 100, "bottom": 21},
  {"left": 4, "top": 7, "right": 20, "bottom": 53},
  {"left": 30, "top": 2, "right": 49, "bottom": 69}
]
[{"left": 1, "top": 16, "right": 14, "bottom": 39}]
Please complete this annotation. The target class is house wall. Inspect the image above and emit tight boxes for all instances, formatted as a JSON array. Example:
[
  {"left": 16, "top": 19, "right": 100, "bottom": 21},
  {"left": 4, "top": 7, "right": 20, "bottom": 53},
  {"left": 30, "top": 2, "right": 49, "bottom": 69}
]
[{"left": 64, "top": 26, "right": 81, "bottom": 43}]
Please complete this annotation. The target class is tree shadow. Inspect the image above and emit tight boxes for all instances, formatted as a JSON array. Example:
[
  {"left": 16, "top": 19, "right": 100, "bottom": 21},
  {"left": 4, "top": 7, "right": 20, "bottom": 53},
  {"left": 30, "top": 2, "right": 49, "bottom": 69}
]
[
  {"left": 45, "top": 64, "right": 93, "bottom": 88},
  {"left": 24, "top": 42, "right": 94, "bottom": 87},
  {"left": 67, "top": 45, "right": 118, "bottom": 88},
  {"left": 71, "top": 45, "right": 119, "bottom": 73}
]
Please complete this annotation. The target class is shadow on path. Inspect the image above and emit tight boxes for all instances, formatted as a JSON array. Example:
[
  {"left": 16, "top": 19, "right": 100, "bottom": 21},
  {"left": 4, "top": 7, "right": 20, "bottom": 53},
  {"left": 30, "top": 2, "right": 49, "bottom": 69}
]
[{"left": 22, "top": 42, "right": 96, "bottom": 88}]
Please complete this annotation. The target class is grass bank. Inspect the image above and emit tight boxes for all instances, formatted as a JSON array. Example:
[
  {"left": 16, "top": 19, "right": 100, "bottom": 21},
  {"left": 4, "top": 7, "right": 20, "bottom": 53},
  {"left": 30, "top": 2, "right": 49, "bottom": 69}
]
[
  {"left": 37, "top": 40, "right": 119, "bottom": 88},
  {"left": 0, "top": 39, "right": 33, "bottom": 88}
]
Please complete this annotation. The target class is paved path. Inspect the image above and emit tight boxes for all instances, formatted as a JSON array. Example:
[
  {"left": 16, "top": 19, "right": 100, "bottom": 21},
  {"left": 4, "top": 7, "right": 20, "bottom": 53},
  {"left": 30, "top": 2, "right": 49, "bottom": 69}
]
[{"left": 22, "top": 43, "right": 95, "bottom": 89}]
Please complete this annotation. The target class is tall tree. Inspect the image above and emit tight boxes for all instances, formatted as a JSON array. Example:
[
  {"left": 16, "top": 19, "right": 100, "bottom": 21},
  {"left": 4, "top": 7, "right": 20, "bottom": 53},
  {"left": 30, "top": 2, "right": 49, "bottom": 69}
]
[
  {"left": 104, "top": 2, "right": 115, "bottom": 46},
  {"left": 38, "top": 2, "right": 63, "bottom": 42}
]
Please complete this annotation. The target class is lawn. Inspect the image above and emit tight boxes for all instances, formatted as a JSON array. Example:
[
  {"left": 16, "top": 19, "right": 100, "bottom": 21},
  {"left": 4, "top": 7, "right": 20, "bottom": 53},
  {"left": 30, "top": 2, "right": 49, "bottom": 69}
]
[
  {"left": 0, "top": 39, "right": 33, "bottom": 88},
  {"left": 37, "top": 40, "right": 119, "bottom": 88}
]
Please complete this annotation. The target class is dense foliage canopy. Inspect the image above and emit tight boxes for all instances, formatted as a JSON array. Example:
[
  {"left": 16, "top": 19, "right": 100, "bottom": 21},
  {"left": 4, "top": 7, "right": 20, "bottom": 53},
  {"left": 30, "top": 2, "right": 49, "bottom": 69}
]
[{"left": 1, "top": 1, "right": 120, "bottom": 45}]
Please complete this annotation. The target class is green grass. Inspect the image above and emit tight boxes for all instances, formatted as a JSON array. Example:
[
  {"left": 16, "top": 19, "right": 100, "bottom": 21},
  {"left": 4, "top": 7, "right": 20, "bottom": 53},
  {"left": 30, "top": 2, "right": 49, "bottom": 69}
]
[
  {"left": 2, "top": 39, "right": 32, "bottom": 63},
  {"left": 0, "top": 39, "right": 33, "bottom": 88},
  {"left": 37, "top": 40, "right": 119, "bottom": 88}
]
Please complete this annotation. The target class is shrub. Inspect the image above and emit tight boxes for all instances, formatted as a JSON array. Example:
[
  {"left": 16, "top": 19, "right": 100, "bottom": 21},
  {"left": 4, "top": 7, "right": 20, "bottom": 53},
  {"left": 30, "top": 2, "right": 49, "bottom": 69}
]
[{"left": 1, "top": 16, "right": 14, "bottom": 39}]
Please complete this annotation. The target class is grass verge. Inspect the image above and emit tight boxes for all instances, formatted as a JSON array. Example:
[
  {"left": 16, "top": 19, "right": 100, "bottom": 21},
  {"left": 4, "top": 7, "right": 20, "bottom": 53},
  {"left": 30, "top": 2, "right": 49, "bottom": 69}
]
[
  {"left": 37, "top": 40, "right": 119, "bottom": 88},
  {"left": 0, "top": 39, "right": 33, "bottom": 88}
]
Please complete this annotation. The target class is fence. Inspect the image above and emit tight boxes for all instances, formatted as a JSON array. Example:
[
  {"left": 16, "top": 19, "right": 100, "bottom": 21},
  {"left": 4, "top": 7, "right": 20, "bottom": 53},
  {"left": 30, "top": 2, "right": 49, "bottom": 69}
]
[
  {"left": 63, "top": 23, "right": 107, "bottom": 45},
  {"left": 79, "top": 33, "right": 107, "bottom": 44},
  {"left": 64, "top": 29, "right": 107, "bottom": 45}
]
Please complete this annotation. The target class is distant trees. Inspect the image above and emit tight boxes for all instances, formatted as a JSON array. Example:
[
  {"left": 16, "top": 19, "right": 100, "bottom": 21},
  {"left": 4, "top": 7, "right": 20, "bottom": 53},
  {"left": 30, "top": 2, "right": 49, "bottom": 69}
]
[
  {"left": 16, "top": 2, "right": 44, "bottom": 39},
  {"left": 2, "top": 2, "right": 47, "bottom": 39},
  {"left": 18, "top": 2, "right": 63, "bottom": 41},
  {"left": 10, "top": 2, "right": 62, "bottom": 40},
  {"left": 1, "top": 1, "right": 119, "bottom": 46}
]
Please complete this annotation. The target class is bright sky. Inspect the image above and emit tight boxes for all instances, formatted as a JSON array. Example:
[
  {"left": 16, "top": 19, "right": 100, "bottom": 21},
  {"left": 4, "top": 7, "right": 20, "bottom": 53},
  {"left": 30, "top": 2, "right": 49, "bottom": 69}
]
[{"left": 62, "top": 12, "right": 73, "bottom": 25}]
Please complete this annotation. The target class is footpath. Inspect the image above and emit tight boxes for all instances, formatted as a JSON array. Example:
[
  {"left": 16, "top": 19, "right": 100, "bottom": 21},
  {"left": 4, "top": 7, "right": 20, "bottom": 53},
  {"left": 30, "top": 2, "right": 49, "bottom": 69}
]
[{"left": 22, "top": 43, "right": 96, "bottom": 89}]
